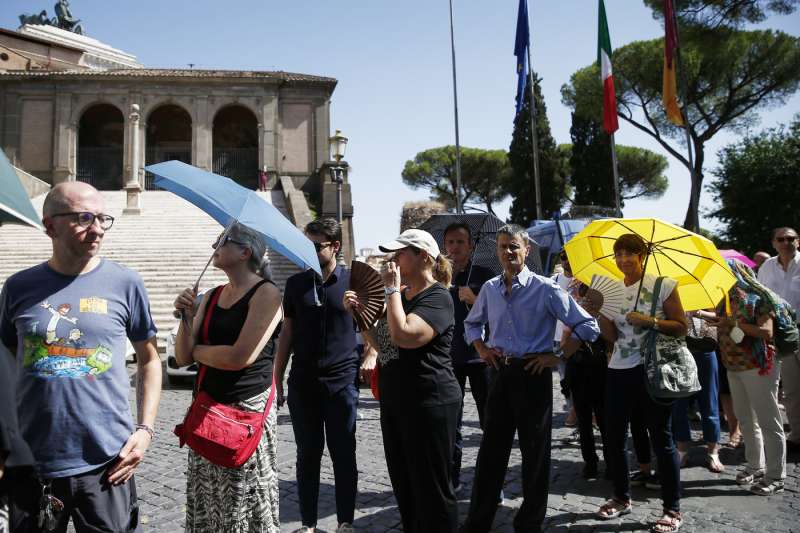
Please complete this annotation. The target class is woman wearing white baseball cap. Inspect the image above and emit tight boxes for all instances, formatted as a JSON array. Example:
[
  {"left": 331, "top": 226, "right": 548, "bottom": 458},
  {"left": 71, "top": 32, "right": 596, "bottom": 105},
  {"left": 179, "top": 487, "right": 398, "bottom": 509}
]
[{"left": 368, "top": 229, "right": 461, "bottom": 531}]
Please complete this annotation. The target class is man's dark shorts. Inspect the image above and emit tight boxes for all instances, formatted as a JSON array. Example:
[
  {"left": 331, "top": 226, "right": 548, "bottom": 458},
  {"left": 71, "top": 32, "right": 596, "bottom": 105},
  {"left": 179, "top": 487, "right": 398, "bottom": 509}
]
[{"left": 11, "top": 464, "right": 140, "bottom": 533}]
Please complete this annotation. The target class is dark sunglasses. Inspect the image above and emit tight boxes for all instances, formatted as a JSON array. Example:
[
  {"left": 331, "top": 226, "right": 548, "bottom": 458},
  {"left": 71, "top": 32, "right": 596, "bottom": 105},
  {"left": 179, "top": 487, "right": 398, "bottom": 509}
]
[
  {"left": 313, "top": 241, "right": 333, "bottom": 252},
  {"left": 212, "top": 235, "right": 247, "bottom": 249},
  {"left": 776, "top": 236, "right": 797, "bottom": 243},
  {"left": 51, "top": 211, "right": 115, "bottom": 230}
]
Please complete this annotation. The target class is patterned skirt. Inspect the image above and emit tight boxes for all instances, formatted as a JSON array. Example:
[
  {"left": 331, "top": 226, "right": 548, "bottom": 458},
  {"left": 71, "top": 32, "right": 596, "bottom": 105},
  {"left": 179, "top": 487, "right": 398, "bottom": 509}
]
[{"left": 185, "top": 387, "right": 279, "bottom": 533}]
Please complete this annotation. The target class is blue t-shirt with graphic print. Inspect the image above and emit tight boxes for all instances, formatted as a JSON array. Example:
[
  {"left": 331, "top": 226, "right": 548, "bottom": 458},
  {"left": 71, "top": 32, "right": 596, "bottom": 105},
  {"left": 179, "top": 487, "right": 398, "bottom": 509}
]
[{"left": 0, "top": 259, "right": 157, "bottom": 478}]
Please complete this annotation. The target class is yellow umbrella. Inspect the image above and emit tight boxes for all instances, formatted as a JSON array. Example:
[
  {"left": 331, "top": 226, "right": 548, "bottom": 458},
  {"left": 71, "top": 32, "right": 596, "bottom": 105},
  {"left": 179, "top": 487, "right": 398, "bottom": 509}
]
[{"left": 563, "top": 218, "right": 736, "bottom": 311}]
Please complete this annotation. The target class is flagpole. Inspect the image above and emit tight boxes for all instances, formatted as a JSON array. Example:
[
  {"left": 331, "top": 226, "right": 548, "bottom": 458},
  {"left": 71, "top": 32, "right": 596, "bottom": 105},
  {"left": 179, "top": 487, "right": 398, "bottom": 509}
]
[
  {"left": 525, "top": 1, "right": 543, "bottom": 221},
  {"left": 668, "top": 2, "right": 698, "bottom": 231},
  {"left": 609, "top": 134, "right": 622, "bottom": 216},
  {"left": 448, "top": 0, "right": 463, "bottom": 215}
]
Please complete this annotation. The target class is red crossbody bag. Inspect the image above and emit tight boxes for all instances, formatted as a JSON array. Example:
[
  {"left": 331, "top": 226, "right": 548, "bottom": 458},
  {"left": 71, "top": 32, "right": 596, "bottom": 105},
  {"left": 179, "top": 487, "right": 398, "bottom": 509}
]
[{"left": 173, "top": 285, "right": 276, "bottom": 468}]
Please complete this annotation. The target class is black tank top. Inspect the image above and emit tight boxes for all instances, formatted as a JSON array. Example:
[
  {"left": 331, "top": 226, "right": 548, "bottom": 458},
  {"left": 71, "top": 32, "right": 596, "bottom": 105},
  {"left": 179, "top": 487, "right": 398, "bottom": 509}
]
[{"left": 199, "top": 279, "right": 282, "bottom": 403}]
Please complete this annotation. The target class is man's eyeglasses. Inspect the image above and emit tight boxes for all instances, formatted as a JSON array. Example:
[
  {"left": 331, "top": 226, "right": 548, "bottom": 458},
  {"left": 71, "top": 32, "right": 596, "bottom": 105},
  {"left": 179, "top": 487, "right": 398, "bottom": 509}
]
[
  {"left": 213, "top": 235, "right": 247, "bottom": 249},
  {"left": 776, "top": 236, "right": 797, "bottom": 243},
  {"left": 313, "top": 241, "right": 333, "bottom": 252},
  {"left": 51, "top": 212, "right": 115, "bottom": 230}
]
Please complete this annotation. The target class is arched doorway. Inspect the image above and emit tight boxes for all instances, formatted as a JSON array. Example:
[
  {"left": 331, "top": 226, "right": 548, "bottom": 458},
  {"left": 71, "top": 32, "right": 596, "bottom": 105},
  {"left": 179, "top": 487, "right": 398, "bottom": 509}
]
[
  {"left": 145, "top": 104, "right": 192, "bottom": 190},
  {"left": 212, "top": 105, "right": 258, "bottom": 189},
  {"left": 77, "top": 103, "right": 124, "bottom": 190}
]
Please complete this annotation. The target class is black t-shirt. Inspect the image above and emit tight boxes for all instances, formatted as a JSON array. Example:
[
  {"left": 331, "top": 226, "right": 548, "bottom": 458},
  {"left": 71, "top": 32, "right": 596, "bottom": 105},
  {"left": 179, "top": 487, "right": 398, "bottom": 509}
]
[
  {"left": 199, "top": 280, "right": 281, "bottom": 404},
  {"left": 283, "top": 266, "right": 359, "bottom": 394},
  {"left": 450, "top": 263, "right": 495, "bottom": 366},
  {"left": 379, "top": 283, "right": 461, "bottom": 407}
]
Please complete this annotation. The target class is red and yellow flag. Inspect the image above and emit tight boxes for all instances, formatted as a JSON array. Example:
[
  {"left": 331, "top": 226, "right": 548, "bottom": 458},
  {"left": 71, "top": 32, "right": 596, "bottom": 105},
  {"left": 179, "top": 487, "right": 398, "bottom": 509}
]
[{"left": 662, "top": 0, "right": 684, "bottom": 125}]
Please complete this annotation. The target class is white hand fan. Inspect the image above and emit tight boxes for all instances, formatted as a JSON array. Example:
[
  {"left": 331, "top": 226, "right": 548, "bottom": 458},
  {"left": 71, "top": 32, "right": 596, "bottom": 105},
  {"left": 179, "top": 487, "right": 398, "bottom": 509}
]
[{"left": 585, "top": 274, "right": 625, "bottom": 320}]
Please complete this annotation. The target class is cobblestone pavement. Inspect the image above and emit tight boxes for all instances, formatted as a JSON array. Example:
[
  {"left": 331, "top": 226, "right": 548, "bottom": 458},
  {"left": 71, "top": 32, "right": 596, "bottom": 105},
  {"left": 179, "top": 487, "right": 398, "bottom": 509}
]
[{"left": 131, "top": 364, "right": 800, "bottom": 532}]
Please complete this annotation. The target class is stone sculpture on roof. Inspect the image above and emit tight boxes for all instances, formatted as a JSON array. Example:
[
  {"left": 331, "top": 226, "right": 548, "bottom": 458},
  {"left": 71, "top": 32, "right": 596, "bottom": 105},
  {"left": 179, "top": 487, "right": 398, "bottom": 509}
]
[{"left": 18, "top": 0, "right": 84, "bottom": 35}]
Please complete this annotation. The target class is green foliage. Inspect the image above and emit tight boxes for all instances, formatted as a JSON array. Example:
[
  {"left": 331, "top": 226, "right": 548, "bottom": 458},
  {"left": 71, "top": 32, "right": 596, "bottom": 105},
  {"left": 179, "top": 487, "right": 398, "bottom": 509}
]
[
  {"left": 565, "top": 114, "right": 668, "bottom": 209},
  {"left": 643, "top": 0, "right": 799, "bottom": 29},
  {"left": 562, "top": 27, "right": 800, "bottom": 230},
  {"left": 507, "top": 76, "right": 570, "bottom": 224},
  {"left": 401, "top": 146, "right": 510, "bottom": 213},
  {"left": 709, "top": 117, "right": 800, "bottom": 254}
]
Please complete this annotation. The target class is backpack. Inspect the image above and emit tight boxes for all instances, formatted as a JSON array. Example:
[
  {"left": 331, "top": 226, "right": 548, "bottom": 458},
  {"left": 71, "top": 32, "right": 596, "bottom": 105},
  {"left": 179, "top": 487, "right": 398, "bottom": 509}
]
[{"left": 774, "top": 300, "right": 800, "bottom": 357}]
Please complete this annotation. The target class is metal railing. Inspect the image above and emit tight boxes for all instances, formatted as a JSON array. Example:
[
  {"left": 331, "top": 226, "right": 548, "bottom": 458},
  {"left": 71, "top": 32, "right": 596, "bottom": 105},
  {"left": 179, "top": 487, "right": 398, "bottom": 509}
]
[
  {"left": 76, "top": 147, "right": 123, "bottom": 190},
  {"left": 213, "top": 147, "right": 258, "bottom": 190},
  {"left": 144, "top": 147, "right": 192, "bottom": 190}
]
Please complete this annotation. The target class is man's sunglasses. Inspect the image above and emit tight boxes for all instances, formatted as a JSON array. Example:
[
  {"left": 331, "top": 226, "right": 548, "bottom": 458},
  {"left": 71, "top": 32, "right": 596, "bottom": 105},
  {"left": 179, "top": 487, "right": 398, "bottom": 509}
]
[
  {"left": 51, "top": 211, "right": 115, "bottom": 230},
  {"left": 313, "top": 241, "right": 333, "bottom": 252},
  {"left": 776, "top": 236, "right": 797, "bottom": 243}
]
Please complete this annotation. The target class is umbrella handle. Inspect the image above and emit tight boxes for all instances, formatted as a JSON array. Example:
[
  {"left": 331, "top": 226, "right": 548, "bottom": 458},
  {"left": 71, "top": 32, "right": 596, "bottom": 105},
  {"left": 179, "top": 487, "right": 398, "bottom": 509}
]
[{"left": 172, "top": 220, "right": 237, "bottom": 320}]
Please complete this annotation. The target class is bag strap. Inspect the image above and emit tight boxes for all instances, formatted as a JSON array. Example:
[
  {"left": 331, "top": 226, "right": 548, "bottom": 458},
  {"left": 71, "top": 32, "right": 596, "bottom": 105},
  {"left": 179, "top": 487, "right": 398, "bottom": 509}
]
[
  {"left": 196, "top": 285, "right": 224, "bottom": 392},
  {"left": 649, "top": 277, "right": 664, "bottom": 318}
]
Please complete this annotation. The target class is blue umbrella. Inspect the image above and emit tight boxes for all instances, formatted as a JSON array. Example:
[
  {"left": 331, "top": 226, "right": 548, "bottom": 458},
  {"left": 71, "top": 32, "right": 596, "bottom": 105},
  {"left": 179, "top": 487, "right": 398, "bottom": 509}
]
[
  {"left": 0, "top": 149, "right": 43, "bottom": 231},
  {"left": 145, "top": 160, "right": 321, "bottom": 278}
]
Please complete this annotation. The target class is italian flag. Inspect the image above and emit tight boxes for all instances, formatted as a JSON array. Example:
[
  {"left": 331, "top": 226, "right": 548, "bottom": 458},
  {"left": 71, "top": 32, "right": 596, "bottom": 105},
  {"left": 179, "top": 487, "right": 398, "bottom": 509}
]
[{"left": 597, "top": 0, "right": 618, "bottom": 134}]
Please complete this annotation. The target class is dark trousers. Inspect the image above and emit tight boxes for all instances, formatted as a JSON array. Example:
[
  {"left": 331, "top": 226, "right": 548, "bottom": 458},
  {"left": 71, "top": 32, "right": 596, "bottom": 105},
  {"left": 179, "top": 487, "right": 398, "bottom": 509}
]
[
  {"left": 463, "top": 365, "right": 553, "bottom": 533},
  {"left": 452, "top": 362, "right": 492, "bottom": 485},
  {"left": 605, "top": 365, "right": 681, "bottom": 512},
  {"left": 566, "top": 354, "right": 609, "bottom": 465},
  {"left": 287, "top": 381, "right": 358, "bottom": 526},
  {"left": 11, "top": 465, "right": 140, "bottom": 533},
  {"left": 380, "top": 400, "right": 460, "bottom": 533}
]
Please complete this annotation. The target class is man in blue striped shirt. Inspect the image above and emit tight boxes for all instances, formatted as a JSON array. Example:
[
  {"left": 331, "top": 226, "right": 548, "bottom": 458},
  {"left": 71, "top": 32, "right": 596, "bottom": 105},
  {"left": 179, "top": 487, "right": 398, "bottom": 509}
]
[{"left": 461, "top": 224, "right": 600, "bottom": 533}]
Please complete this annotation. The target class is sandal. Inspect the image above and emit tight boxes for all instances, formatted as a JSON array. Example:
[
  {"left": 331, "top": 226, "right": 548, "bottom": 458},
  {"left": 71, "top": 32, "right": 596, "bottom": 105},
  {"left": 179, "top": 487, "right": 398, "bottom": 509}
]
[
  {"left": 707, "top": 453, "right": 724, "bottom": 473},
  {"left": 596, "top": 498, "right": 632, "bottom": 520},
  {"left": 727, "top": 434, "right": 743, "bottom": 448},
  {"left": 652, "top": 510, "right": 682, "bottom": 532}
]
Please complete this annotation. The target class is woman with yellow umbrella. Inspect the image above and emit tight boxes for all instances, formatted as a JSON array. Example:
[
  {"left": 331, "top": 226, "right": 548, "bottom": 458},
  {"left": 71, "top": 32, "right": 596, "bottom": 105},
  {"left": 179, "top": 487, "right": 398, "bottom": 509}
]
[
  {"left": 587, "top": 234, "right": 687, "bottom": 533},
  {"left": 565, "top": 218, "right": 736, "bottom": 533}
]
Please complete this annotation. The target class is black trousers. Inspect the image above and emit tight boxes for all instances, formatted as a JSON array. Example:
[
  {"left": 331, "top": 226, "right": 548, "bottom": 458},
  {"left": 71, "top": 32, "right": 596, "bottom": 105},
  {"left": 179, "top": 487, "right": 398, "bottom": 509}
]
[
  {"left": 452, "top": 362, "right": 492, "bottom": 485},
  {"left": 566, "top": 353, "right": 609, "bottom": 466},
  {"left": 462, "top": 365, "right": 553, "bottom": 533},
  {"left": 381, "top": 399, "right": 460, "bottom": 533},
  {"left": 605, "top": 365, "right": 681, "bottom": 512}
]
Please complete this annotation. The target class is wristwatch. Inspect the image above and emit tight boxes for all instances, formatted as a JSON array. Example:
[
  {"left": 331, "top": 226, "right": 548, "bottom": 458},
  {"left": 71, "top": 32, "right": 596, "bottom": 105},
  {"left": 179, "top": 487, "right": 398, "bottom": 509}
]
[
  {"left": 652, "top": 317, "right": 659, "bottom": 331},
  {"left": 384, "top": 286, "right": 399, "bottom": 297}
]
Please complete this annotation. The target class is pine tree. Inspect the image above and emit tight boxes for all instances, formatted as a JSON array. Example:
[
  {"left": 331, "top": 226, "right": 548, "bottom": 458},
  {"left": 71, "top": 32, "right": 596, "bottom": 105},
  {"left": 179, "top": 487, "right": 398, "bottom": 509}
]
[
  {"left": 507, "top": 75, "right": 569, "bottom": 225},
  {"left": 569, "top": 113, "right": 616, "bottom": 207}
]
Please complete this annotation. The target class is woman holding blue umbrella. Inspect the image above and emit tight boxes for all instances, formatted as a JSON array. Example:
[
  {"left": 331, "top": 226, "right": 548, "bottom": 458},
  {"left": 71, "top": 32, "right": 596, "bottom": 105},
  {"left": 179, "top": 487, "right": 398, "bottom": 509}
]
[{"left": 173, "top": 222, "right": 283, "bottom": 533}]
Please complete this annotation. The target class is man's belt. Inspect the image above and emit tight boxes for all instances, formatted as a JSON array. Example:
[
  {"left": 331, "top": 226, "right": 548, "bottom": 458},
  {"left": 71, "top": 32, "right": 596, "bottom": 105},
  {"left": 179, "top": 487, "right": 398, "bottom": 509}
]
[{"left": 500, "top": 352, "right": 554, "bottom": 366}]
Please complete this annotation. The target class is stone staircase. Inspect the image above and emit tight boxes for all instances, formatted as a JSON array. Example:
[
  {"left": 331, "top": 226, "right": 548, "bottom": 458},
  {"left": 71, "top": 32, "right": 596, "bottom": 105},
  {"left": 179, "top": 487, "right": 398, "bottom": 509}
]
[{"left": 0, "top": 190, "right": 302, "bottom": 350}]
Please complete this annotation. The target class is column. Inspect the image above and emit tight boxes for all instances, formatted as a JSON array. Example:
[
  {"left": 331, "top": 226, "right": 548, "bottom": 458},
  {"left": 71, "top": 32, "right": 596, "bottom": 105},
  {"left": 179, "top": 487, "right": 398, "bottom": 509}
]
[{"left": 123, "top": 103, "right": 142, "bottom": 215}]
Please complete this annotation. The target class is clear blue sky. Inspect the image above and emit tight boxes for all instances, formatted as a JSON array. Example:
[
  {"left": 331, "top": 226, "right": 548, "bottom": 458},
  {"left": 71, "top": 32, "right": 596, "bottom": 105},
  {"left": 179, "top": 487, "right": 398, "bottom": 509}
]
[{"left": 4, "top": 1, "right": 799, "bottom": 251}]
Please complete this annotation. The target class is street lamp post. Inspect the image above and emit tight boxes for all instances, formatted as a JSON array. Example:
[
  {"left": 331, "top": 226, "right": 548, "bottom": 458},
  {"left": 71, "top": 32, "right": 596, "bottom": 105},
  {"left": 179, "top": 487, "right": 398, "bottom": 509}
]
[
  {"left": 328, "top": 129, "right": 348, "bottom": 264},
  {"left": 328, "top": 129, "right": 348, "bottom": 224}
]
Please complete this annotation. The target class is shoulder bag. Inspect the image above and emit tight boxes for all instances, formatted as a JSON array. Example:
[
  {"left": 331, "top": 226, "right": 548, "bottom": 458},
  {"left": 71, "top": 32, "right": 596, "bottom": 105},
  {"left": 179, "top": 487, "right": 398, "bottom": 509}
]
[
  {"left": 642, "top": 277, "right": 701, "bottom": 399},
  {"left": 173, "top": 285, "right": 276, "bottom": 468}
]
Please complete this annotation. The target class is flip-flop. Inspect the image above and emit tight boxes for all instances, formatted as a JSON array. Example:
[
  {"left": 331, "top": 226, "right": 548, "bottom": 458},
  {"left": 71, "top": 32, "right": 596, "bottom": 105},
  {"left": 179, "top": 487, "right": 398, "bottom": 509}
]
[{"left": 707, "top": 453, "right": 724, "bottom": 473}]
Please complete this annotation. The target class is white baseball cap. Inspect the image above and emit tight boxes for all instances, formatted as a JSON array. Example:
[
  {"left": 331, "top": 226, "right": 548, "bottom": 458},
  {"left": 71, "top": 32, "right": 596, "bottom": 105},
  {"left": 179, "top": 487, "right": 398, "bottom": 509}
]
[{"left": 379, "top": 229, "right": 441, "bottom": 259}]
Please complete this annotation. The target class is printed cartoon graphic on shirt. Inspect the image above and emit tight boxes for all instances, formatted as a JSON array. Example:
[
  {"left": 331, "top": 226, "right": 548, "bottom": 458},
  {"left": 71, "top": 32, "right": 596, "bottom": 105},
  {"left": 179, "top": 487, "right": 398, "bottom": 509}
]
[
  {"left": 22, "top": 298, "right": 113, "bottom": 378},
  {"left": 616, "top": 284, "right": 655, "bottom": 360}
]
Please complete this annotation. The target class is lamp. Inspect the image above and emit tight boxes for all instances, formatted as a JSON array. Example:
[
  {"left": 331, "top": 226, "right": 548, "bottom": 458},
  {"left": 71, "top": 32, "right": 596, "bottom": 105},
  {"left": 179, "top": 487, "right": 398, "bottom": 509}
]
[{"left": 328, "top": 129, "right": 348, "bottom": 224}]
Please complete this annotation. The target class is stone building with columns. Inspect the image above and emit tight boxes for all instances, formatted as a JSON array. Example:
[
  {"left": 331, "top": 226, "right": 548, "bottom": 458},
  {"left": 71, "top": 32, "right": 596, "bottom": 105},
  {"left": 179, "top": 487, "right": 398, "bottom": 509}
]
[{"left": 0, "top": 24, "right": 355, "bottom": 261}]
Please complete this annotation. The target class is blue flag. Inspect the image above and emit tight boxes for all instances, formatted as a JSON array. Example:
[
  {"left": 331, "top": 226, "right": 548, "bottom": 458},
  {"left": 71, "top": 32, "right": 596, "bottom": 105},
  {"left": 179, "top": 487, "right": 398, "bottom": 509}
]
[{"left": 514, "top": 0, "right": 530, "bottom": 115}]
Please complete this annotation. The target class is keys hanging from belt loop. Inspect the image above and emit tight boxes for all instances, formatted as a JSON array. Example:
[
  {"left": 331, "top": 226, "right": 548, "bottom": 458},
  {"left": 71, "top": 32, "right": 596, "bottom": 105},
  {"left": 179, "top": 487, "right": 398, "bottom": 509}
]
[{"left": 37, "top": 481, "right": 64, "bottom": 532}]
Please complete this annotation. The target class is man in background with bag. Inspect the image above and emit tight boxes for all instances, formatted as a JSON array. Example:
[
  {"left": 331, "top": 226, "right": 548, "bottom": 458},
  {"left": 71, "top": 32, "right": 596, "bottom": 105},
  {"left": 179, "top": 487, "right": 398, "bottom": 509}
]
[
  {"left": 0, "top": 182, "right": 161, "bottom": 532},
  {"left": 757, "top": 226, "right": 800, "bottom": 452}
]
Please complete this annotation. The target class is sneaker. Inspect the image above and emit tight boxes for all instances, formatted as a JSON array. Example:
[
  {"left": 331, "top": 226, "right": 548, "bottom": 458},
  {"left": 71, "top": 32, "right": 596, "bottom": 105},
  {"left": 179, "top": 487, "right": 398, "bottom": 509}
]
[
  {"left": 583, "top": 461, "right": 599, "bottom": 479},
  {"left": 749, "top": 479, "right": 785, "bottom": 496},
  {"left": 630, "top": 470, "right": 650, "bottom": 486},
  {"left": 292, "top": 528, "right": 315, "bottom": 533},
  {"left": 562, "top": 429, "right": 580, "bottom": 444},
  {"left": 336, "top": 524, "right": 355, "bottom": 533},
  {"left": 645, "top": 473, "right": 661, "bottom": 490},
  {"left": 736, "top": 469, "right": 765, "bottom": 485}
]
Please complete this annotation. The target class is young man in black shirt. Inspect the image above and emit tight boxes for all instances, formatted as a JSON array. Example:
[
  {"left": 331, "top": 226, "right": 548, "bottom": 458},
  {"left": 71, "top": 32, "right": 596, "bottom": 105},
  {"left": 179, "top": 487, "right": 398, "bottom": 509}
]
[
  {"left": 443, "top": 223, "right": 495, "bottom": 492},
  {"left": 275, "top": 218, "right": 372, "bottom": 533}
]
